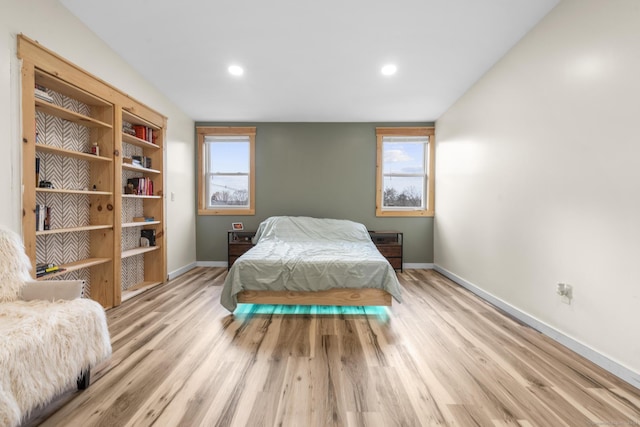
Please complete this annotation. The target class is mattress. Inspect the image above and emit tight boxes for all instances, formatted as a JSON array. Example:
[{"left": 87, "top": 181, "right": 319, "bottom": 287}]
[{"left": 220, "top": 216, "right": 402, "bottom": 312}]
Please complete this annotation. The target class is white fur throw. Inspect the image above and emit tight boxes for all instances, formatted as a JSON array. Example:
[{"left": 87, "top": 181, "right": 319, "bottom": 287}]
[
  {"left": 0, "top": 227, "right": 32, "bottom": 303},
  {"left": 0, "top": 298, "right": 112, "bottom": 427}
]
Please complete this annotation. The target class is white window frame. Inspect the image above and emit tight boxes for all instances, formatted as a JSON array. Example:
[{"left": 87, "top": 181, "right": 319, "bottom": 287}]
[
  {"left": 376, "top": 127, "right": 435, "bottom": 217},
  {"left": 197, "top": 126, "right": 256, "bottom": 215}
]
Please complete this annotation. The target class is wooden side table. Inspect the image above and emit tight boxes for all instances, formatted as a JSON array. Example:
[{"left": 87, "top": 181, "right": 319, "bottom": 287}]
[
  {"left": 227, "top": 231, "right": 256, "bottom": 269},
  {"left": 369, "top": 231, "right": 403, "bottom": 272}
]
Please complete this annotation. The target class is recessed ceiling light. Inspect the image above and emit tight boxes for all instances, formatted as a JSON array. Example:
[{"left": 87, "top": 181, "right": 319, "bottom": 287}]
[
  {"left": 228, "top": 65, "right": 244, "bottom": 76},
  {"left": 381, "top": 64, "right": 397, "bottom": 76}
]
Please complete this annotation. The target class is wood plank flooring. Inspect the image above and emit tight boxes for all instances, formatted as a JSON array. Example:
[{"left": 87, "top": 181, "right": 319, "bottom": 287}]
[{"left": 24, "top": 268, "right": 640, "bottom": 426}]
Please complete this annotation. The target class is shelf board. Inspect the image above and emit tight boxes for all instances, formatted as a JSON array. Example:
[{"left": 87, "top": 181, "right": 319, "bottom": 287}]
[
  {"left": 122, "top": 132, "right": 160, "bottom": 150},
  {"left": 122, "top": 221, "right": 161, "bottom": 228},
  {"left": 36, "top": 224, "right": 112, "bottom": 236},
  {"left": 35, "top": 69, "right": 111, "bottom": 108},
  {"left": 122, "top": 194, "right": 162, "bottom": 199},
  {"left": 35, "top": 99, "right": 113, "bottom": 129},
  {"left": 121, "top": 246, "right": 159, "bottom": 259},
  {"left": 122, "top": 110, "right": 160, "bottom": 130},
  {"left": 36, "top": 188, "right": 112, "bottom": 196},
  {"left": 121, "top": 281, "right": 163, "bottom": 302},
  {"left": 36, "top": 257, "right": 111, "bottom": 281},
  {"left": 36, "top": 144, "right": 113, "bottom": 163},
  {"left": 122, "top": 163, "right": 161, "bottom": 174}
]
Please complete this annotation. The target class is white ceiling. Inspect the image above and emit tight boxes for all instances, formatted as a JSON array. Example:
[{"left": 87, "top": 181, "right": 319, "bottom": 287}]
[{"left": 59, "top": 0, "right": 559, "bottom": 122}]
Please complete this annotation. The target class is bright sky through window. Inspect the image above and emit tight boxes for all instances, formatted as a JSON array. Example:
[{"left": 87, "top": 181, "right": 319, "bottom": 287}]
[
  {"left": 206, "top": 137, "right": 250, "bottom": 207},
  {"left": 382, "top": 138, "right": 427, "bottom": 208}
]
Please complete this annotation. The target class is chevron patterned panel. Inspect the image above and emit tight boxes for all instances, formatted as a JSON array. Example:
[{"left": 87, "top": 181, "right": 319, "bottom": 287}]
[
  {"left": 35, "top": 233, "right": 47, "bottom": 265},
  {"left": 121, "top": 196, "right": 144, "bottom": 223},
  {"left": 63, "top": 231, "right": 80, "bottom": 261},
  {"left": 123, "top": 142, "right": 143, "bottom": 158},
  {"left": 61, "top": 193, "right": 77, "bottom": 229},
  {"left": 122, "top": 227, "right": 142, "bottom": 251},
  {"left": 123, "top": 169, "right": 145, "bottom": 182},
  {"left": 63, "top": 116, "right": 78, "bottom": 152},
  {"left": 121, "top": 257, "right": 131, "bottom": 290},
  {"left": 40, "top": 152, "right": 63, "bottom": 189},
  {"left": 121, "top": 255, "right": 144, "bottom": 291},
  {"left": 79, "top": 194, "right": 91, "bottom": 226},
  {"left": 44, "top": 115, "right": 63, "bottom": 148},
  {"left": 34, "top": 88, "right": 94, "bottom": 292}
]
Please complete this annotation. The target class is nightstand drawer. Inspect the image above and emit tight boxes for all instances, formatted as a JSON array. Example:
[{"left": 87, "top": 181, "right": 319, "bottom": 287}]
[
  {"left": 228, "top": 230, "right": 257, "bottom": 270},
  {"left": 387, "top": 257, "right": 402, "bottom": 269},
  {"left": 229, "top": 244, "right": 253, "bottom": 256},
  {"left": 369, "top": 230, "right": 403, "bottom": 272},
  {"left": 376, "top": 245, "right": 402, "bottom": 258}
]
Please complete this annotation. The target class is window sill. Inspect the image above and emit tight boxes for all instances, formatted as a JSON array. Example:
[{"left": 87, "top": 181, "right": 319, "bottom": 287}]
[
  {"left": 375, "top": 209, "right": 434, "bottom": 218},
  {"left": 198, "top": 208, "right": 255, "bottom": 216}
]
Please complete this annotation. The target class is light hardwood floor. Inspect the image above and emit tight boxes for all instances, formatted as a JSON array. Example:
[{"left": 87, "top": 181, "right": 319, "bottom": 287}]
[{"left": 25, "top": 268, "right": 640, "bottom": 426}]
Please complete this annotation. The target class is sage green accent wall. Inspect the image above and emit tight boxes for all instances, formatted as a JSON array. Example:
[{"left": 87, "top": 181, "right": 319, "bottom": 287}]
[{"left": 195, "top": 122, "right": 434, "bottom": 264}]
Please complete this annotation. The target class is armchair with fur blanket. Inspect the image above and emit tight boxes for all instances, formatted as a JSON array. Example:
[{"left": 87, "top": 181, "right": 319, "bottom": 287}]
[{"left": 0, "top": 226, "right": 112, "bottom": 427}]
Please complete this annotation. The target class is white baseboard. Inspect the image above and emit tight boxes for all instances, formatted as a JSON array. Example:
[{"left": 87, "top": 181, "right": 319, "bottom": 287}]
[
  {"left": 434, "top": 265, "right": 640, "bottom": 389},
  {"left": 404, "top": 263, "right": 434, "bottom": 270},
  {"left": 196, "top": 261, "right": 228, "bottom": 268},
  {"left": 168, "top": 262, "right": 197, "bottom": 280}
]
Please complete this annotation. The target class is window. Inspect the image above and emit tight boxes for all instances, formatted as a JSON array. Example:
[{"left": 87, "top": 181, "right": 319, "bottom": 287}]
[
  {"left": 197, "top": 126, "right": 256, "bottom": 215},
  {"left": 376, "top": 127, "right": 435, "bottom": 217}
]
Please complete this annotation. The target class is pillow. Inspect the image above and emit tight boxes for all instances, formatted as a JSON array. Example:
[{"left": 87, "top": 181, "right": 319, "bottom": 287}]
[
  {"left": 253, "top": 216, "right": 371, "bottom": 244},
  {"left": 0, "top": 227, "right": 32, "bottom": 302}
]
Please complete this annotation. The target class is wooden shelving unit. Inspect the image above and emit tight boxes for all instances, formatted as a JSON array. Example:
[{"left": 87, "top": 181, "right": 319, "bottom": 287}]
[
  {"left": 37, "top": 257, "right": 111, "bottom": 281},
  {"left": 122, "top": 163, "right": 161, "bottom": 174},
  {"left": 35, "top": 225, "right": 113, "bottom": 236},
  {"left": 36, "top": 143, "right": 113, "bottom": 163},
  {"left": 121, "top": 246, "right": 160, "bottom": 259},
  {"left": 121, "top": 221, "right": 161, "bottom": 228},
  {"left": 35, "top": 99, "right": 113, "bottom": 128},
  {"left": 37, "top": 188, "right": 113, "bottom": 196},
  {"left": 116, "top": 102, "right": 166, "bottom": 303},
  {"left": 19, "top": 35, "right": 167, "bottom": 309}
]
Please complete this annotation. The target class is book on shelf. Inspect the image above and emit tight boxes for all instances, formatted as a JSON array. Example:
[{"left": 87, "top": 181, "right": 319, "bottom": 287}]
[
  {"left": 122, "top": 121, "right": 157, "bottom": 145},
  {"left": 131, "top": 155, "right": 152, "bottom": 168},
  {"left": 133, "top": 216, "right": 155, "bottom": 222},
  {"left": 35, "top": 204, "right": 50, "bottom": 231},
  {"left": 132, "top": 125, "right": 157, "bottom": 144},
  {"left": 122, "top": 121, "right": 136, "bottom": 136},
  {"left": 126, "top": 177, "right": 154, "bottom": 196},
  {"left": 36, "top": 262, "right": 65, "bottom": 278},
  {"left": 141, "top": 229, "right": 156, "bottom": 246},
  {"left": 34, "top": 85, "right": 53, "bottom": 103}
]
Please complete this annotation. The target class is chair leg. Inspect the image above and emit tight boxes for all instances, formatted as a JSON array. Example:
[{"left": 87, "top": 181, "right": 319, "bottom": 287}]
[{"left": 77, "top": 368, "right": 91, "bottom": 390}]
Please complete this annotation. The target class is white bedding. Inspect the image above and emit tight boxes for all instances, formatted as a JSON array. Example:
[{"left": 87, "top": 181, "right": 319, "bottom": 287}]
[{"left": 220, "top": 216, "right": 402, "bottom": 312}]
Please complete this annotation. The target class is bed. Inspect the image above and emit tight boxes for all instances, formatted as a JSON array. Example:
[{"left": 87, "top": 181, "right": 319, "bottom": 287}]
[{"left": 220, "top": 216, "right": 402, "bottom": 312}]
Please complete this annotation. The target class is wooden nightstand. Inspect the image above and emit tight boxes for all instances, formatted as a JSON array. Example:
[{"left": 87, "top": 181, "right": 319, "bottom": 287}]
[
  {"left": 227, "top": 231, "right": 256, "bottom": 269},
  {"left": 369, "top": 231, "right": 403, "bottom": 272}
]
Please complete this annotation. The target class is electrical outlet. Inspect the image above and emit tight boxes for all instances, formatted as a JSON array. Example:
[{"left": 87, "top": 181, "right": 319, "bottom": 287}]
[{"left": 557, "top": 283, "right": 573, "bottom": 304}]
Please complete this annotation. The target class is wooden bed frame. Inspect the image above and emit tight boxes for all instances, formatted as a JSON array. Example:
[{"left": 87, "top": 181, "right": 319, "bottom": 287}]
[{"left": 236, "top": 288, "right": 392, "bottom": 306}]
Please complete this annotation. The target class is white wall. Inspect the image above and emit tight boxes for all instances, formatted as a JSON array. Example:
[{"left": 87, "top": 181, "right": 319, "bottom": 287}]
[
  {"left": 0, "top": 0, "right": 196, "bottom": 275},
  {"left": 435, "top": 0, "right": 640, "bottom": 386}
]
